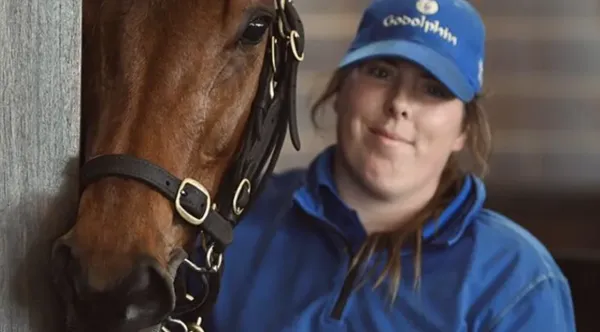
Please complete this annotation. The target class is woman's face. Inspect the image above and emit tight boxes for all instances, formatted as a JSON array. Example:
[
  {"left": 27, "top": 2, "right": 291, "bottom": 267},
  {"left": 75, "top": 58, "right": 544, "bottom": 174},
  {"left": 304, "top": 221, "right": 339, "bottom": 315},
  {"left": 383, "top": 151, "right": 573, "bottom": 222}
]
[{"left": 334, "top": 58, "right": 467, "bottom": 200}]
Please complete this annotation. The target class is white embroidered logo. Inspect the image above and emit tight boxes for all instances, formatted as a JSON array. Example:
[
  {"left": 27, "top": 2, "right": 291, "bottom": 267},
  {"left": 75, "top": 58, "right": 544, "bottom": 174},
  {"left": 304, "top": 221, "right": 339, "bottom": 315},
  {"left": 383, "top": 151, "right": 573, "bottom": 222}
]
[
  {"left": 382, "top": 14, "right": 458, "bottom": 46},
  {"left": 416, "top": 0, "right": 439, "bottom": 15}
]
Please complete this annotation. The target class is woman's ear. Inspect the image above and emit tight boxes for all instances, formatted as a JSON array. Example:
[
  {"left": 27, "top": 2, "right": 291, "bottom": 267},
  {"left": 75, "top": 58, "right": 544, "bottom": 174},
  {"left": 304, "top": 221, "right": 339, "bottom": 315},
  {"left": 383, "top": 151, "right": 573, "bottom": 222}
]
[
  {"left": 452, "top": 116, "right": 469, "bottom": 152},
  {"left": 333, "top": 95, "right": 340, "bottom": 114},
  {"left": 451, "top": 131, "right": 467, "bottom": 152},
  {"left": 332, "top": 68, "right": 352, "bottom": 115},
  {"left": 333, "top": 78, "right": 348, "bottom": 115}
]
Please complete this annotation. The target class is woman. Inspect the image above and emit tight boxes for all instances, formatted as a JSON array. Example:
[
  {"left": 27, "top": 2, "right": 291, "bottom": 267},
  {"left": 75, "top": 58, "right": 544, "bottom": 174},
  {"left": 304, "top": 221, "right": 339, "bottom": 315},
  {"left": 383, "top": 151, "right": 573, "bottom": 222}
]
[{"left": 205, "top": 0, "right": 576, "bottom": 330}]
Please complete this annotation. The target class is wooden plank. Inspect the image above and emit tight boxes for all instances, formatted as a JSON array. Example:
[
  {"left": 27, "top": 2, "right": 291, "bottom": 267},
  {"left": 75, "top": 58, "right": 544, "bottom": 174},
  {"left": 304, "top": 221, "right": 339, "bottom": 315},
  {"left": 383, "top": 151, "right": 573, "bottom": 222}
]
[
  {"left": 485, "top": 96, "right": 600, "bottom": 131},
  {"left": 484, "top": 192, "right": 600, "bottom": 251},
  {"left": 0, "top": 0, "right": 81, "bottom": 331}
]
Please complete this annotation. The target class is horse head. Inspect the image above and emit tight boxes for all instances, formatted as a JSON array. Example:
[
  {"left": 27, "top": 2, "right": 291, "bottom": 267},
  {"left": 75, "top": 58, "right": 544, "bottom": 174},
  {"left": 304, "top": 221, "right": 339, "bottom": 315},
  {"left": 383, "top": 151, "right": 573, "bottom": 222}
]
[{"left": 50, "top": 0, "right": 303, "bottom": 331}]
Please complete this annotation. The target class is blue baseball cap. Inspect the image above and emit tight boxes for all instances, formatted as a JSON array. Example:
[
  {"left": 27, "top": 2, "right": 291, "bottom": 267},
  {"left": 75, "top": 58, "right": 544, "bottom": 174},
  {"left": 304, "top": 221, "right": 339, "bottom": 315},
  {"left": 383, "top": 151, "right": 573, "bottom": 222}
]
[{"left": 338, "top": 0, "right": 486, "bottom": 102}]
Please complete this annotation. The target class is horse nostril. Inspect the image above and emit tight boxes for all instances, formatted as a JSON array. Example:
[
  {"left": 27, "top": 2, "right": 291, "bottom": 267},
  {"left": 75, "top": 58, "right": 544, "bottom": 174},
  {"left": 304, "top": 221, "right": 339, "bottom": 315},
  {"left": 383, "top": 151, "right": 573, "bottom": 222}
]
[{"left": 121, "top": 257, "right": 175, "bottom": 326}]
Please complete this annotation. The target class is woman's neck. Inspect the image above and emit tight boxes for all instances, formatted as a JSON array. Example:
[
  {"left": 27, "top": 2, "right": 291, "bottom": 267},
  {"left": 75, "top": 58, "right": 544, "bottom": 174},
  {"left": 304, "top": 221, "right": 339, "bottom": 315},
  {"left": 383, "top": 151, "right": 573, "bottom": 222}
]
[{"left": 332, "top": 152, "right": 440, "bottom": 235}]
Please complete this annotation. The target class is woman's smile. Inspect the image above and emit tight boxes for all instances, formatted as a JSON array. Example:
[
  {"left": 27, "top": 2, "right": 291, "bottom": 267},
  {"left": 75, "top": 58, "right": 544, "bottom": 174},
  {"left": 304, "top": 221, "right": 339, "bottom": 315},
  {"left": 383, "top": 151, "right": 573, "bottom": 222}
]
[{"left": 367, "top": 126, "right": 414, "bottom": 148}]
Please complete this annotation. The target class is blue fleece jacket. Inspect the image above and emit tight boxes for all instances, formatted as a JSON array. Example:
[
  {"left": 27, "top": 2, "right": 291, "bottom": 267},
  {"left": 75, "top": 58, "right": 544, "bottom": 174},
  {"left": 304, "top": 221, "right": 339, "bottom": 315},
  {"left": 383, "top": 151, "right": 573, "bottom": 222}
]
[{"left": 201, "top": 146, "right": 576, "bottom": 332}]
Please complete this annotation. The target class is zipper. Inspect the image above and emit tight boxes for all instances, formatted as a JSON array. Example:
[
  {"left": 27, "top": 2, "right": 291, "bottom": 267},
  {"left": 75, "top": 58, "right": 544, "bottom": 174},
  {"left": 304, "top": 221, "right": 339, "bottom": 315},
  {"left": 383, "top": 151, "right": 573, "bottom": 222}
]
[
  {"left": 330, "top": 262, "right": 358, "bottom": 320},
  {"left": 296, "top": 208, "right": 358, "bottom": 320}
]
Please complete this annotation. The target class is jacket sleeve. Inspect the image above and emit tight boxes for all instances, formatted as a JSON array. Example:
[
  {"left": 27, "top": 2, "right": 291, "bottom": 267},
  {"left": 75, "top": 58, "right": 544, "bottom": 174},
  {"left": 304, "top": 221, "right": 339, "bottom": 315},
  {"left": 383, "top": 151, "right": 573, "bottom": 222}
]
[{"left": 486, "top": 274, "right": 577, "bottom": 332}]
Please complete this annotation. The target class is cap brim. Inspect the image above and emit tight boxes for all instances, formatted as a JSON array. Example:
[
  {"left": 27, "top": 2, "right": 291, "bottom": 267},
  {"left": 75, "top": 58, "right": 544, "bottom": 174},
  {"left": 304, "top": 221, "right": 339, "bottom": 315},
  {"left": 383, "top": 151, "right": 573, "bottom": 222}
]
[{"left": 338, "top": 40, "right": 474, "bottom": 102}]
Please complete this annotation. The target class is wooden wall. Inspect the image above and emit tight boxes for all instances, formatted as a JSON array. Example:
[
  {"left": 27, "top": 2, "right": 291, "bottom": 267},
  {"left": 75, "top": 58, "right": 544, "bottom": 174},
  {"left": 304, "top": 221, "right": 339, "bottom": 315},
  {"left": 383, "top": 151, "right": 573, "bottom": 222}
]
[{"left": 0, "top": 0, "right": 81, "bottom": 331}]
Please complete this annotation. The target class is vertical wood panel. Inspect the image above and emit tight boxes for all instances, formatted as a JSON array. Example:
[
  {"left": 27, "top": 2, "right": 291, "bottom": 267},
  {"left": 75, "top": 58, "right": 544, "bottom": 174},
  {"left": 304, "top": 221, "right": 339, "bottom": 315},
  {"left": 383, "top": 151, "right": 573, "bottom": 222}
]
[{"left": 0, "top": 0, "right": 81, "bottom": 331}]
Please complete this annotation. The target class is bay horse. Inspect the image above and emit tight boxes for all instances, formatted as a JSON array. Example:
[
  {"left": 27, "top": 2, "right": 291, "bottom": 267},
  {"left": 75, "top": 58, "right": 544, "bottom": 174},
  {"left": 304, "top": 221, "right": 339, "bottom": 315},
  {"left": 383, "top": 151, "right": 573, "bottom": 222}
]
[{"left": 50, "top": 0, "right": 304, "bottom": 331}]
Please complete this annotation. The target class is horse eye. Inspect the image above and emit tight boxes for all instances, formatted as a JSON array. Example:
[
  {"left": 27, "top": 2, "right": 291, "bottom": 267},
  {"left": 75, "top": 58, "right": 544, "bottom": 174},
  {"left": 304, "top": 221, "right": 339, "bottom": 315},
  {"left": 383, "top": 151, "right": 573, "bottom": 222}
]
[{"left": 240, "top": 15, "right": 272, "bottom": 45}]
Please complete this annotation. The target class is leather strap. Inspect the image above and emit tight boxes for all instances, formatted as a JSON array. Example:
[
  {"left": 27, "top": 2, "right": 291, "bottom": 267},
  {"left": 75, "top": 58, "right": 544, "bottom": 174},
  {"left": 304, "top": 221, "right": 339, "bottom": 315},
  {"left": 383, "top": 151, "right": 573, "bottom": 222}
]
[{"left": 81, "top": 155, "right": 234, "bottom": 247}]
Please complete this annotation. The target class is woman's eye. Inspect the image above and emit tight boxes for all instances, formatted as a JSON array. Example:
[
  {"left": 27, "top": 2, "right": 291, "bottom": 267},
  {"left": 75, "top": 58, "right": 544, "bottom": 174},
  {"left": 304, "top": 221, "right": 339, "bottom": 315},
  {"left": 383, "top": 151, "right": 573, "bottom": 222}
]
[
  {"left": 365, "top": 64, "right": 394, "bottom": 80},
  {"left": 425, "top": 83, "right": 454, "bottom": 99},
  {"left": 239, "top": 15, "right": 272, "bottom": 45}
]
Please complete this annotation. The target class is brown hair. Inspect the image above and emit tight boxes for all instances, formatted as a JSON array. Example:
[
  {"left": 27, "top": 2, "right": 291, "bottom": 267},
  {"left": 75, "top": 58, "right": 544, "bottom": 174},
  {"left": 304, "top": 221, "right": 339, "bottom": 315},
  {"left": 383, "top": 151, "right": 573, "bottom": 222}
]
[{"left": 309, "top": 67, "right": 492, "bottom": 305}]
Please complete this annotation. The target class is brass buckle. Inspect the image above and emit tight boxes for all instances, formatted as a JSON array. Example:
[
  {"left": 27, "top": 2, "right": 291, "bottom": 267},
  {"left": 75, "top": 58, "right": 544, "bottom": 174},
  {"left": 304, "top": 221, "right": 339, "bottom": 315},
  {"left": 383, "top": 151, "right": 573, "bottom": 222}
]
[{"left": 175, "top": 178, "right": 211, "bottom": 225}]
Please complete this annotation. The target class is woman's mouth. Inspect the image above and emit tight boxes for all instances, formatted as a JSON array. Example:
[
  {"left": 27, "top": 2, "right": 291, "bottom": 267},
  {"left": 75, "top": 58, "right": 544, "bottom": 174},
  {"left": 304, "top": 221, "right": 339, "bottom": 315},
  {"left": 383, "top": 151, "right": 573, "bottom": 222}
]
[{"left": 368, "top": 127, "right": 413, "bottom": 145}]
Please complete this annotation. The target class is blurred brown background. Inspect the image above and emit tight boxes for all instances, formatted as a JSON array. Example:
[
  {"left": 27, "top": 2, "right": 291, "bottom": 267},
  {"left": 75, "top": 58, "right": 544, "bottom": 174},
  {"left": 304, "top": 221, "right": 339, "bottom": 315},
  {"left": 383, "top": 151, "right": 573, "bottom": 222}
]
[{"left": 275, "top": 0, "right": 600, "bottom": 330}]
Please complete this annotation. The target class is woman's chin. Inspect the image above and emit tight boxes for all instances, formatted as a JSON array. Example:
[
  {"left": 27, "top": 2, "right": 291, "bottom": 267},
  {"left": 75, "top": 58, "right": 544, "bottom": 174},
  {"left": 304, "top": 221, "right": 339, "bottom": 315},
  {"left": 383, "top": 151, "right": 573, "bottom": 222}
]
[
  {"left": 361, "top": 154, "right": 403, "bottom": 178},
  {"left": 360, "top": 163, "right": 407, "bottom": 199}
]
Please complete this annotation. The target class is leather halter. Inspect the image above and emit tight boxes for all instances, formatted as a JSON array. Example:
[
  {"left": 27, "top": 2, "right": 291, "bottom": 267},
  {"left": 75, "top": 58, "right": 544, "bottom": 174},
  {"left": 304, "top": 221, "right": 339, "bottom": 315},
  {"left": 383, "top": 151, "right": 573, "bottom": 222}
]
[{"left": 75, "top": 1, "right": 304, "bottom": 331}]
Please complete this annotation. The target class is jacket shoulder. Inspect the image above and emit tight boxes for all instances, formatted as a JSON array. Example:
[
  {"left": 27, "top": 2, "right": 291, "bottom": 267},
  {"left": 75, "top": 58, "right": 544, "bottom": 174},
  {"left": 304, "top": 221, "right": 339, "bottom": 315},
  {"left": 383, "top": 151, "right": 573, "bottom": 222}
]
[
  {"left": 467, "top": 209, "right": 574, "bottom": 330},
  {"left": 473, "top": 208, "right": 563, "bottom": 275}
]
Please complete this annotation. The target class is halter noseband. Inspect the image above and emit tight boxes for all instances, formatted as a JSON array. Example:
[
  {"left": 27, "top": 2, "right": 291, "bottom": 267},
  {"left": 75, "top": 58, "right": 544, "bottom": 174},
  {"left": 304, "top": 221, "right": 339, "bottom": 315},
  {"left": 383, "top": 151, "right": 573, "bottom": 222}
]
[{"left": 73, "top": 1, "right": 304, "bottom": 331}]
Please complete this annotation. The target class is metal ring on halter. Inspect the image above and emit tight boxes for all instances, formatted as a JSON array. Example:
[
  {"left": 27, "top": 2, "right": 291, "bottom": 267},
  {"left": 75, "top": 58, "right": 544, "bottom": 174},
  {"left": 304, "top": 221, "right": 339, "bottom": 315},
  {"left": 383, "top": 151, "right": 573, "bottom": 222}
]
[
  {"left": 182, "top": 244, "right": 222, "bottom": 273},
  {"left": 276, "top": 0, "right": 293, "bottom": 39},
  {"left": 187, "top": 324, "right": 205, "bottom": 332},
  {"left": 288, "top": 30, "right": 304, "bottom": 61},
  {"left": 277, "top": 17, "right": 287, "bottom": 39},
  {"left": 275, "top": 1, "right": 287, "bottom": 38},
  {"left": 270, "top": 37, "right": 277, "bottom": 72},
  {"left": 187, "top": 317, "right": 205, "bottom": 332},
  {"left": 183, "top": 258, "right": 212, "bottom": 273},
  {"left": 269, "top": 77, "right": 276, "bottom": 98},
  {"left": 162, "top": 317, "right": 189, "bottom": 332},
  {"left": 232, "top": 178, "right": 251, "bottom": 215},
  {"left": 205, "top": 243, "right": 223, "bottom": 272}
]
